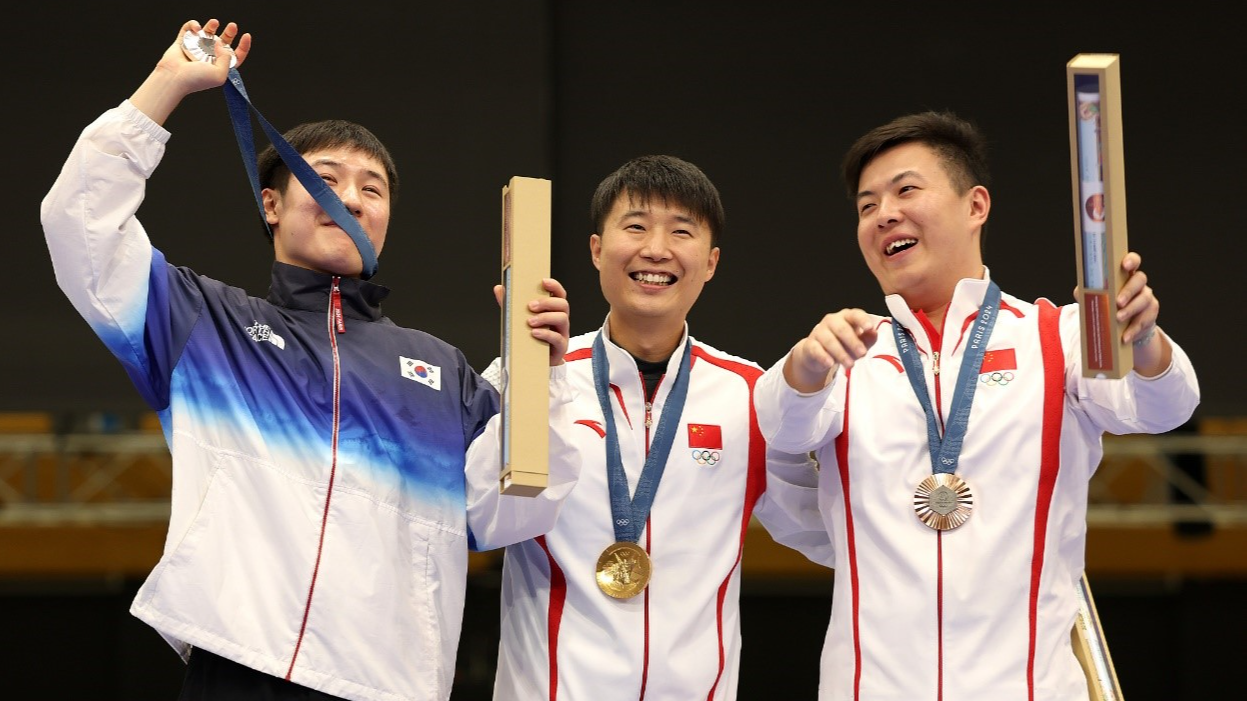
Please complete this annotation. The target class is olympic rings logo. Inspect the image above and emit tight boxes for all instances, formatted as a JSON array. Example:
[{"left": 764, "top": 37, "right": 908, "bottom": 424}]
[
  {"left": 979, "top": 371, "right": 1015, "bottom": 386},
  {"left": 692, "top": 449, "right": 721, "bottom": 466}
]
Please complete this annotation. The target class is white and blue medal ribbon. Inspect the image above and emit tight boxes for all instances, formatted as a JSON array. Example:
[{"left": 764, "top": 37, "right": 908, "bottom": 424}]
[
  {"left": 589, "top": 332, "right": 691, "bottom": 598},
  {"left": 590, "top": 331, "right": 691, "bottom": 545},
  {"left": 893, "top": 281, "right": 1001, "bottom": 530}
]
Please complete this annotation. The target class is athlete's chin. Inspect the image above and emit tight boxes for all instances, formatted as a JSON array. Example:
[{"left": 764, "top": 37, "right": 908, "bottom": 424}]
[{"left": 310, "top": 251, "right": 365, "bottom": 278}]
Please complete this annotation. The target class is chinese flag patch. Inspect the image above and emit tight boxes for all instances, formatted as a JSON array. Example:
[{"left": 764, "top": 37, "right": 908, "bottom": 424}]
[
  {"left": 980, "top": 348, "right": 1017, "bottom": 374},
  {"left": 687, "top": 423, "right": 723, "bottom": 449}
]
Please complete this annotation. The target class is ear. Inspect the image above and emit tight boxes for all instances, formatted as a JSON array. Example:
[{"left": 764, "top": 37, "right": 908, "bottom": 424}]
[
  {"left": 968, "top": 185, "right": 990, "bottom": 227},
  {"left": 704, "top": 246, "right": 721, "bottom": 282},
  {"left": 262, "top": 188, "right": 281, "bottom": 226},
  {"left": 589, "top": 233, "right": 603, "bottom": 271}
]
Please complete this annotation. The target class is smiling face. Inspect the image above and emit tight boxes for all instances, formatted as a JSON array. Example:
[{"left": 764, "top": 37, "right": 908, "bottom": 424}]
[
  {"left": 590, "top": 192, "right": 720, "bottom": 358},
  {"left": 854, "top": 141, "right": 989, "bottom": 316},
  {"left": 264, "top": 146, "right": 391, "bottom": 277}
]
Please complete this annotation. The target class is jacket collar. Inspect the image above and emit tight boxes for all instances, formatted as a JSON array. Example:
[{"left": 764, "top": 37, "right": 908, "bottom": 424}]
[
  {"left": 885, "top": 265, "right": 994, "bottom": 335},
  {"left": 598, "top": 314, "right": 692, "bottom": 386},
  {"left": 265, "top": 262, "right": 390, "bottom": 322}
]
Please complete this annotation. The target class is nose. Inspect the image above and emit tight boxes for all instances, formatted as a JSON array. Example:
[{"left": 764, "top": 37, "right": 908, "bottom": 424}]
[
  {"left": 337, "top": 184, "right": 364, "bottom": 216},
  {"left": 874, "top": 196, "right": 901, "bottom": 228},
  {"left": 639, "top": 230, "right": 673, "bottom": 260}
]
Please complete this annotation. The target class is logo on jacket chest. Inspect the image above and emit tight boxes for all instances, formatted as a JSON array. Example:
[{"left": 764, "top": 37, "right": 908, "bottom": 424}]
[
  {"left": 688, "top": 423, "right": 723, "bottom": 467},
  {"left": 978, "top": 348, "right": 1017, "bottom": 387},
  {"left": 400, "top": 357, "right": 442, "bottom": 390},
  {"left": 573, "top": 420, "right": 726, "bottom": 467},
  {"left": 245, "top": 321, "right": 285, "bottom": 349},
  {"left": 876, "top": 347, "right": 1019, "bottom": 387}
]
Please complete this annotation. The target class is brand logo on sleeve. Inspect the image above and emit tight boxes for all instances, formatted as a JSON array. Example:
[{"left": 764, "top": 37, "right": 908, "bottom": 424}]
[
  {"left": 400, "top": 357, "right": 442, "bottom": 391},
  {"left": 245, "top": 321, "right": 285, "bottom": 349}
]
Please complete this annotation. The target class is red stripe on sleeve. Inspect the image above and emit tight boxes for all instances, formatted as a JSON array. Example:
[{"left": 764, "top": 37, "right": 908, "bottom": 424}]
[
  {"left": 690, "top": 346, "right": 768, "bottom": 699},
  {"left": 537, "top": 535, "right": 567, "bottom": 701},
  {"left": 1027, "top": 301, "right": 1066, "bottom": 700},
  {"left": 836, "top": 368, "right": 862, "bottom": 699}
]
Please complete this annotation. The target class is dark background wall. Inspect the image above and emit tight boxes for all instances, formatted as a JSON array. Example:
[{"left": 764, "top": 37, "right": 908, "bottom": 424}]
[
  {"left": 5, "top": 1, "right": 1241, "bottom": 699},
  {"left": 11, "top": 1, "right": 1244, "bottom": 419}
]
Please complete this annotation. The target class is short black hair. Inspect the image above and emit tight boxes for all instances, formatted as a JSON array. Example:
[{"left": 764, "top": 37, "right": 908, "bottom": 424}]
[
  {"left": 256, "top": 120, "right": 398, "bottom": 241},
  {"left": 841, "top": 110, "right": 991, "bottom": 197},
  {"left": 590, "top": 155, "right": 724, "bottom": 247}
]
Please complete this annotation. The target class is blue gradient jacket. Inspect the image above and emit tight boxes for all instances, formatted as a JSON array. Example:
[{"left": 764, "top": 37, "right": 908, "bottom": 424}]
[{"left": 42, "top": 101, "right": 579, "bottom": 701}]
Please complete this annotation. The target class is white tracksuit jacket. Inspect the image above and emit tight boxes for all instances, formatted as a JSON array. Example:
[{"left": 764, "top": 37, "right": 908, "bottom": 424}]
[
  {"left": 485, "top": 319, "right": 834, "bottom": 700},
  {"left": 755, "top": 271, "right": 1200, "bottom": 700},
  {"left": 41, "top": 100, "right": 582, "bottom": 701}
]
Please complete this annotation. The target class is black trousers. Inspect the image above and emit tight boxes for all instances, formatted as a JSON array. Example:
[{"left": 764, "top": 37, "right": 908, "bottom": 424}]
[{"left": 178, "top": 648, "right": 346, "bottom": 701}]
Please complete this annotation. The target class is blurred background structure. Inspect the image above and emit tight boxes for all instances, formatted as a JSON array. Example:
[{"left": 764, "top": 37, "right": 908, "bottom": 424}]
[{"left": 5, "top": 2, "right": 1243, "bottom": 698}]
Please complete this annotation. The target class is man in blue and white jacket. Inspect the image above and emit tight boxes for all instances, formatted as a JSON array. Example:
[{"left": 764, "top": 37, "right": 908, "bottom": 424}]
[{"left": 40, "top": 18, "right": 579, "bottom": 701}]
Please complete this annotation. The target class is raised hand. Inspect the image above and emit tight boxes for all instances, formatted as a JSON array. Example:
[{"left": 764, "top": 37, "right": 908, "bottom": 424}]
[
  {"left": 130, "top": 18, "right": 252, "bottom": 125},
  {"left": 1113, "top": 251, "right": 1171, "bottom": 376},
  {"left": 493, "top": 278, "right": 571, "bottom": 366},
  {"left": 783, "top": 308, "right": 878, "bottom": 393}
]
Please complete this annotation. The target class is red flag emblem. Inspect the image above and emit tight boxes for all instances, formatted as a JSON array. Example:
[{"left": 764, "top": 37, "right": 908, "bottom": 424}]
[
  {"left": 687, "top": 423, "right": 722, "bottom": 449},
  {"left": 980, "top": 348, "right": 1016, "bottom": 374}
]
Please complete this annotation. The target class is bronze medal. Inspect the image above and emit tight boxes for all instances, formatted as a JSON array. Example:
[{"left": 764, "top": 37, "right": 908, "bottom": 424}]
[
  {"left": 595, "top": 541, "right": 651, "bottom": 599},
  {"left": 913, "top": 473, "right": 974, "bottom": 531}
]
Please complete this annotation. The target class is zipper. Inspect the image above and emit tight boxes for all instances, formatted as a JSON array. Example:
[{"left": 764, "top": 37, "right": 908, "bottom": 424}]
[
  {"left": 331, "top": 277, "right": 346, "bottom": 334},
  {"left": 286, "top": 275, "right": 345, "bottom": 678}
]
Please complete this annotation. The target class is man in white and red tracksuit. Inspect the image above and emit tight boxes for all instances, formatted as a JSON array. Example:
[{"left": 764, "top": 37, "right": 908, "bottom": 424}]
[
  {"left": 754, "top": 110, "right": 1200, "bottom": 700},
  {"left": 471, "top": 155, "right": 833, "bottom": 700}
]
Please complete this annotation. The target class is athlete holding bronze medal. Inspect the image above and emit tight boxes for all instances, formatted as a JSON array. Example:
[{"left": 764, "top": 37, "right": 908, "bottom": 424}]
[
  {"left": 756, "top": 111, "right": 1199, "bottom": 699},
  {"left": 895, "top": 279, "right": 1001, "bottom": 532}
]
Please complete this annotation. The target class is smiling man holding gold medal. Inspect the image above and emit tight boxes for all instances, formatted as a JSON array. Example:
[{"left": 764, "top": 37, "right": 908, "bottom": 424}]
[
  {"left": 483, "top": 155, "right": 833, "bottom": 700},
  {"left": 754, "top": 111, "right": 1200, "bottom": 699}
]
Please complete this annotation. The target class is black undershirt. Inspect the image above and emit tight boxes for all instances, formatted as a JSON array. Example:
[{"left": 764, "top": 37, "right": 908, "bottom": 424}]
[{"left": 633, "top": 355, "right": 669, "bottom": 401}]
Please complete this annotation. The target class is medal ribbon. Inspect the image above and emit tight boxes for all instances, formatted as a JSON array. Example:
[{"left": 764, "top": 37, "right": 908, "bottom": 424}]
[
  {"left": 591, "top": 331, "right": 691, "bottom": 544},
  {"left": 892, "top": 282, "right": 1002, "bottom": 476},
  {"left": 220, "top": 68, "right": 379, "bottom": 280}
]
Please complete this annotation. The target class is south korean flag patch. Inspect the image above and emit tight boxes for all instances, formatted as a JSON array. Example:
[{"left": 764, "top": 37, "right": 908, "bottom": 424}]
[{"left": 400, "top": 356, "right": 442, "bottom": 391}]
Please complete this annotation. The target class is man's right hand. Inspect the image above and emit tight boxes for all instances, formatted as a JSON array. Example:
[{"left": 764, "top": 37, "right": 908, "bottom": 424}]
[
  {"left": 129, "top": 18, "right": 252, "bottom": 126},
  {"left": 783, "top": 308, "right": 878, "bottom": 393}
]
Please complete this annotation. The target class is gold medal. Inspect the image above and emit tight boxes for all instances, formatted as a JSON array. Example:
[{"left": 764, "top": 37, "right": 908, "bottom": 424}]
[
  {"left": 595, "top": 541, "right": 651, "bottom": 599},
  {"left": 913, "top": 473, "right": 974, "bottom": 531}
]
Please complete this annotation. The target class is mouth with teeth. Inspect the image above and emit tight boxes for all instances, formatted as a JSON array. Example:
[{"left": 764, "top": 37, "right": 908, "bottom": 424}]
[
  {"left": 885, "top": 238, "right": 917, "bottom": 256},
  {"left": 630, "top": 271, "right": 677, "bottom": 286}
]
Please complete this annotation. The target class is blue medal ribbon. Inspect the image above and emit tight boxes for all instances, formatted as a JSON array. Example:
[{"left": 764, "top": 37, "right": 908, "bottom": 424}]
[
  {"left": 892, "top": 282, "right": 1002, "bottom": 476},
  {"left": 221, "top": 68, "right": 379, "bottom": 280},
  {"left": 591, "top": 331, "right": 691, "bottom": 544}
]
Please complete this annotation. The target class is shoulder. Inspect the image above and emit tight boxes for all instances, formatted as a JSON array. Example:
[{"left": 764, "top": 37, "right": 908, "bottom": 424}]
[
  {"left": 564, "top": 330, "right": 598, "bottom": 363},
  {"left": 165, "top": 264, "right": 249, "bottom": 308},
  {"left": 381, "top": 323, "right": 477, "bottom": 369},
  {"left": 688, "top": 336, "right": 764, "bottom": 379}
]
